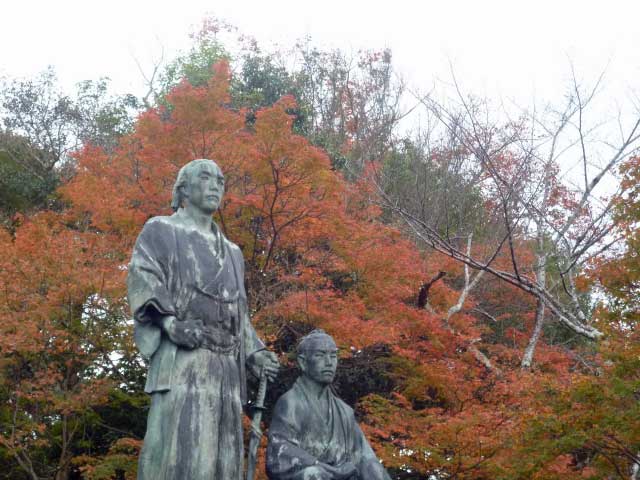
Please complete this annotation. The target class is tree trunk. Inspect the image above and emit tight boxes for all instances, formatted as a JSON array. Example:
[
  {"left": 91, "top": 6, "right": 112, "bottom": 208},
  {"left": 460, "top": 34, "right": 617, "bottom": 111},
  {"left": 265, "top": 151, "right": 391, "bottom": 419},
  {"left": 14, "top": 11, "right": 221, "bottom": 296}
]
[
  {"left": 14, "top": 452, "right": 40, "bottom": 480},
  {"left": 445, "top": 235, "right": 502, "bottom": 376},
  {"left": 54, "top": 466, "right": 70, "bottom": 480},
  {"left": 631, "top": 452, "right": 639, "bottom": 480},
  {"left": 521, "top": 223, "right": 546, "bottom": 370},
  {"left": 521, "top": 296, "right": 545, "bottom": 369},
  {"left": 54, "top": 414, "right": 71, "bottom": 480}
]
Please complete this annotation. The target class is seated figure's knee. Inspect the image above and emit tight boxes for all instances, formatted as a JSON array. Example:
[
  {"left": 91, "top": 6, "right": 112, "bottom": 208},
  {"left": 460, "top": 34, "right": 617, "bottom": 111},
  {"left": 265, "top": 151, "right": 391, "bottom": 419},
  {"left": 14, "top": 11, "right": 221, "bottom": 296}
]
[{"left": 302, "top": 465, "right": 331, "bottom": 480}]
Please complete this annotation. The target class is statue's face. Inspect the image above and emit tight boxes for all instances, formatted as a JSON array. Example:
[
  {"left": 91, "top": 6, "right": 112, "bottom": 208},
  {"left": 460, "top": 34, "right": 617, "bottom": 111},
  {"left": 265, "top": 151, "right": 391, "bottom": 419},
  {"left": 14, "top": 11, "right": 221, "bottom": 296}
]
[
  {"left": 299, "top": 344, "right": 338, "bottom": 385},
  {"left": 183, "top": 161, "right": 225, "bottom": 214}
]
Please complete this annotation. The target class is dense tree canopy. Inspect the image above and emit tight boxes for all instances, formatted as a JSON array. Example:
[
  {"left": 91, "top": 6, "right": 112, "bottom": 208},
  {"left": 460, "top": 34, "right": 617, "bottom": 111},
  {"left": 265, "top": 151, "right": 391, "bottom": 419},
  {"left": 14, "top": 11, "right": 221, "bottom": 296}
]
[{"left": 0, "top": 19, "right": 638, "bottom": 480}]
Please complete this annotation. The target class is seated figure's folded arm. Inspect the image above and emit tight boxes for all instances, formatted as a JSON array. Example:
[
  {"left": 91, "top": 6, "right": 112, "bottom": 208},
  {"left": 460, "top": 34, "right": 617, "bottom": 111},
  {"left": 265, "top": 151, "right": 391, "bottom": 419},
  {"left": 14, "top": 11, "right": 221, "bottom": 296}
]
[{"left": 267, "top": 396, "right": 320, "bottom": 479}]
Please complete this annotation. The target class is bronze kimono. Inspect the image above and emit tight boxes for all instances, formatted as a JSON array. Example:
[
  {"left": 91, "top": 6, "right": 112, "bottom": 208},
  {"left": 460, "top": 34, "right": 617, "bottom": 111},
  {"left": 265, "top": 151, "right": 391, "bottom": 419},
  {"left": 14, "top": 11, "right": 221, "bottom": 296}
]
[{"left": 128, "top": 212, "right": 264, "bottom": 479}]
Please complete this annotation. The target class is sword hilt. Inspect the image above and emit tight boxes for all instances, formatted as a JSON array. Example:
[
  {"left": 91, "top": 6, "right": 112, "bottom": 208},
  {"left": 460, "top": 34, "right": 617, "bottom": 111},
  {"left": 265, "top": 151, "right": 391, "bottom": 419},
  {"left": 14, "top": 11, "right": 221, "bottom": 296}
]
[{"left": 255, "top": 366, "right": 268, "bottom": 408}]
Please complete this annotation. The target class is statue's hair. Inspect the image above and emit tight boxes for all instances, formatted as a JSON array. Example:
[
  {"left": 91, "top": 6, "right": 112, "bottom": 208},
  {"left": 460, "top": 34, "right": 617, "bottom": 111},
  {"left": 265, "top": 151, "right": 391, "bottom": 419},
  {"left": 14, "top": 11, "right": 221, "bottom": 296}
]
[
  {"left": 297, "top": 329, "right": 336, "bottom": 355},
  {"left": 171, "top": 159, "right": 220, "bottom": 211}
]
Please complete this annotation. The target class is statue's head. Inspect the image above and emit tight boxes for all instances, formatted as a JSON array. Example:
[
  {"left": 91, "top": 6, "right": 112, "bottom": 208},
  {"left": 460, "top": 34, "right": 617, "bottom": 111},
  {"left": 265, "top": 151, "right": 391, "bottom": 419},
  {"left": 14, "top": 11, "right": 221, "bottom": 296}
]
[
  {"left": 171, "top": 159, "right": 225, "bottom": 213},
  {"left": 296, "top": 329, "right": 338, "bottom": 385}
]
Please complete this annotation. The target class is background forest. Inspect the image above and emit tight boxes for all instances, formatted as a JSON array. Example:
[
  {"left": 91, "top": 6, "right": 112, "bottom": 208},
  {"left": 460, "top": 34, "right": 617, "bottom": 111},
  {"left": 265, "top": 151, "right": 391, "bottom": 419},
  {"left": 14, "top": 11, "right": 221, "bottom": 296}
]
[{"left": 0, "top": 18, "right": 639, "bottom": 480}]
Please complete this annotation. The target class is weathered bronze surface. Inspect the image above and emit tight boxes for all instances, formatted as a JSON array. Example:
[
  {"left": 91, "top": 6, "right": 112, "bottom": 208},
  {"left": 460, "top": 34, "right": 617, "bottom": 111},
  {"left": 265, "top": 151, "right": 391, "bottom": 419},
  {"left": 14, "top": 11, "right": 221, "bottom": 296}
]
[
  {"left": 266, "top": 330, "right": 390, "bottom": 480},
  {"left": 128, "top": 159, "right": 279, "bottom": 479}
]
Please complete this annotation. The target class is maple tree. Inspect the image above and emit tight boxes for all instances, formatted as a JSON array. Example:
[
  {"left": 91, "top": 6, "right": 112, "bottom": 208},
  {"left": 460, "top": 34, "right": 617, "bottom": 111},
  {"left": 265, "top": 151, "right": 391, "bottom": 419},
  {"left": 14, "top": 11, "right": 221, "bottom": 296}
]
[{"left": 0, "top": 212, "right": 135, "bottom": 479}]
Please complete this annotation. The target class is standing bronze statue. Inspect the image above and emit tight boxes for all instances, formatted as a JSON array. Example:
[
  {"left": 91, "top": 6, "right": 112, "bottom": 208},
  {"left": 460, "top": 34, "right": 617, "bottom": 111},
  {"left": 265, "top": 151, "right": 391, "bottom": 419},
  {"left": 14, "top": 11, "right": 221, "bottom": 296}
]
[
  {"left": 127, "top": 159, "right": 279, "bottom": 479},
  {"left": 266, "top": 330, "right": 390, "bottom": 480}
]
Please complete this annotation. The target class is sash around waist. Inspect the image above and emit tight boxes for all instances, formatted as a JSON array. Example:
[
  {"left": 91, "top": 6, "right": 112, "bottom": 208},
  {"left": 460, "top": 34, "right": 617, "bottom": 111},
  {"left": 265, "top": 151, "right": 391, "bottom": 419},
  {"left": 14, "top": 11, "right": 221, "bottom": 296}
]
[{"left": 199, "top": 325, "right": 239, "bottom": 355}]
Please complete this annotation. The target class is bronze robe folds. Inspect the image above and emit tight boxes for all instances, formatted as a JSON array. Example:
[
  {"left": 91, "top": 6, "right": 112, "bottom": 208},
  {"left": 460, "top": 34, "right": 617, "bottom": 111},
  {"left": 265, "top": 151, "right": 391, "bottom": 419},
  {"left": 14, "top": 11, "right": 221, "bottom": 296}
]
[
  {"left": 128, "top": 213, "right": 264, "bottom": 479},
  {"left": 266, "top": 379, "right": 390, "bottom": 480}
]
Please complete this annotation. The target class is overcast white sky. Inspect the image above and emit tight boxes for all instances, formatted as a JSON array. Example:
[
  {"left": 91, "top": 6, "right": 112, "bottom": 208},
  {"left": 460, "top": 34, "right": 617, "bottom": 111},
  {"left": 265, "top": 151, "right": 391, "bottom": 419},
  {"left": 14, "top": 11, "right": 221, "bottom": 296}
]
[
  {"left": 2, "top": 0, "right": 638, "bottom": 101},
  {"left": 2, "top": 0, "right": 639, "bottom": 189}
]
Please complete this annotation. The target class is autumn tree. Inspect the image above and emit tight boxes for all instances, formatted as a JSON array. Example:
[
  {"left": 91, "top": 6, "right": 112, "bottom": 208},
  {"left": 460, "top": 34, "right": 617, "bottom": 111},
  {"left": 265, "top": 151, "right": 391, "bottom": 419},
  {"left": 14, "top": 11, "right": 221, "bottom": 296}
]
[
  {"left": 0, "top": 213, "right": 139, "bottom": 480},
  {"left": 137, "top": 16, "right": 406, "bottom": 176},
  {"left": 0, "top": 72, "right": 147, "bottom": 480},
  {"left": 0, "top": 69, "right": 139, "bottom": 224},
  {"left": 498, "top": 156, "right": 640, "bottom": 478},
  {"left": 378, "top": 69, "right": 640, "bottom": 370}
]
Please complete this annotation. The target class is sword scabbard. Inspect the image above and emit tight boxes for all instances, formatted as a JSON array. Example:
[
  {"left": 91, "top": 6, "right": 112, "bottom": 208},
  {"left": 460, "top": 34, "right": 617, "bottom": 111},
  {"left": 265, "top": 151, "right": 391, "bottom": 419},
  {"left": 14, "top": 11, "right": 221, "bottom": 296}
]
[{"left": 246, "top": 368, "right": 269, "bottom": 480}]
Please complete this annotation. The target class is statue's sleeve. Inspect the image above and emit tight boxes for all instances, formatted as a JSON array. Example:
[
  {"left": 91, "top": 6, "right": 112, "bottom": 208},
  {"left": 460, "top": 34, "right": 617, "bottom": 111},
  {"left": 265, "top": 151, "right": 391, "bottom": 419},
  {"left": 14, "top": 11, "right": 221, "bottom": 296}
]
[
  {"left": 266, "top": 394, "right": 318, "bottom": 479},
  {"left": 127, "top": 220, "right": 177, "bottom": 357},
  {"left": 232, "top": 247, "right": 265, "bottom": 358},
  {"left": 353, "top": 422, "right": 391, "bottom": 480},
  {"left": 243, "top": 308, "right": 265, "bottom": 359}
]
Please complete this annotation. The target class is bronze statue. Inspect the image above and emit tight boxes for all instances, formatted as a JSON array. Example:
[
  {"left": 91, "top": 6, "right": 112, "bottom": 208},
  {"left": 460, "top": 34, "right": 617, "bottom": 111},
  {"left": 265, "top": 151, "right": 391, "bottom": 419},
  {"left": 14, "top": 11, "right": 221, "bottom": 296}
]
[
  {"left": 127, "top": 159, "right": 279, "bottom": 479},
  {"left": 266, "top": 330, "right": 390, "bottom": 480}
]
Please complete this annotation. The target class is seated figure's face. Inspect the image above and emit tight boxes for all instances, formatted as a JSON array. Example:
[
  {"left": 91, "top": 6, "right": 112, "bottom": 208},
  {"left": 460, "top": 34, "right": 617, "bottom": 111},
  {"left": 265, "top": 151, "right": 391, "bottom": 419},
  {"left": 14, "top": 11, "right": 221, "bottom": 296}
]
[
  {"left": 298, "top": 335, "right": 338, "bottom": 385},
  {"left": 303, "top": 350, "right": 338, "bottom": 384}
]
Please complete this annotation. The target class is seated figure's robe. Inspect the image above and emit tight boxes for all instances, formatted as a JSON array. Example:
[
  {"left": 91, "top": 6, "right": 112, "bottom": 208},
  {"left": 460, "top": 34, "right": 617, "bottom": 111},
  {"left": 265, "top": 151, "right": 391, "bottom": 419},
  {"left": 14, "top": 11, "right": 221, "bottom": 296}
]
[
  {"left": 266, "top": 378, "right": 391, "bottom": 480},
  {"left": 127, "top": 211, "right": 264, "bottom": 480}
]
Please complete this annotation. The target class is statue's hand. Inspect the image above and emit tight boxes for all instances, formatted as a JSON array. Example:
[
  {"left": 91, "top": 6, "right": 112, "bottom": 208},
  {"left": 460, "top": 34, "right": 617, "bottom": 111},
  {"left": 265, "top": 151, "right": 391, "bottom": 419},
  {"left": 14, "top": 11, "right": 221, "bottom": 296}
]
[
  {"left": 162, "top": 316, "right": 203, "bottom": 349},
  {"left": 321, "top": 461, "right": 358, "bottom": 480},
  {"left": 247, "top": 350, "right": 280, "bottom": 382},
  {"left": 300, "top": 465, "right": 333, "bottom": 480}
]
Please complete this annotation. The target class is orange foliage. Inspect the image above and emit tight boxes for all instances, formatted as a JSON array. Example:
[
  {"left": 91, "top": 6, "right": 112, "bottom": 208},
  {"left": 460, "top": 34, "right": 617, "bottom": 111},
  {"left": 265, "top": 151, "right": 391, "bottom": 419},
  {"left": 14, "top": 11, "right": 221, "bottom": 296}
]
[{"left": 2, "top": 61, "right": 621, "bottom": 479}]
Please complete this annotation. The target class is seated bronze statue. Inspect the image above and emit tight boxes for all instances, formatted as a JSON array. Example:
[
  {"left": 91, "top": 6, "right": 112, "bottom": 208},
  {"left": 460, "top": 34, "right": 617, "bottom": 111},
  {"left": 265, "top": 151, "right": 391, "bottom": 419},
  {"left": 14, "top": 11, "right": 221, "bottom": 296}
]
[{"left": 266, "top": 330, "right": 391, "bottom": 480}]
